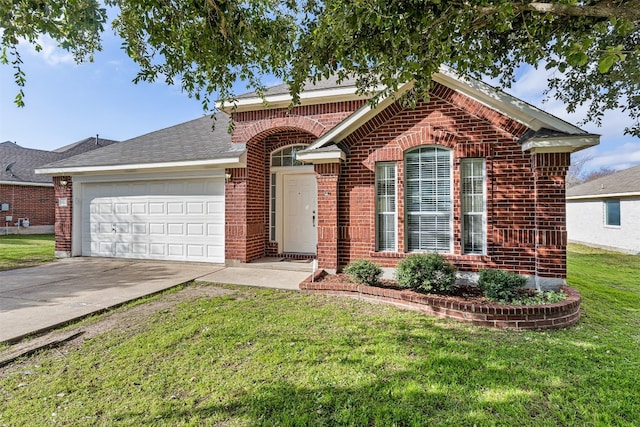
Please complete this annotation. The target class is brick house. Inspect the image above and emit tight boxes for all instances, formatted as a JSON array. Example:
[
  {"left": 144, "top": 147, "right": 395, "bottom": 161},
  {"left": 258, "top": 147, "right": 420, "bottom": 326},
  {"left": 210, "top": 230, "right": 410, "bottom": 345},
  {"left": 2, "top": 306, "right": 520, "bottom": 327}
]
[
  {"left": 1, "top": 138, "right": 117, "bottom": 234},
  {"left": 38, "top": 68, "right": 598, "bottom": 289}
]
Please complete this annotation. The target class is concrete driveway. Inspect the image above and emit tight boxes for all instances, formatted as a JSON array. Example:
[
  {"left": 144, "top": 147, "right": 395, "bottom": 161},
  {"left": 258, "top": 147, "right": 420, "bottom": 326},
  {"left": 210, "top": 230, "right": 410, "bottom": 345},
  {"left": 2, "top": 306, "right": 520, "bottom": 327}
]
[{"left": 0, "top": 257, "right": 311, "bottom": 343}]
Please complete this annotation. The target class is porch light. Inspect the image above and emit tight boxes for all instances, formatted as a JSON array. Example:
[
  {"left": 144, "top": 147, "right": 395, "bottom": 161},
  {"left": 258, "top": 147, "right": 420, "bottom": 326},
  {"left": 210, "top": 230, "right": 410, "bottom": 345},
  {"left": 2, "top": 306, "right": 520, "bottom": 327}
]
[
  {"left": 59, "top": 179, "right": 68, "bottom": 187},
  {"left": 225, "top": 173, "right": 232, "bottom": 183}
]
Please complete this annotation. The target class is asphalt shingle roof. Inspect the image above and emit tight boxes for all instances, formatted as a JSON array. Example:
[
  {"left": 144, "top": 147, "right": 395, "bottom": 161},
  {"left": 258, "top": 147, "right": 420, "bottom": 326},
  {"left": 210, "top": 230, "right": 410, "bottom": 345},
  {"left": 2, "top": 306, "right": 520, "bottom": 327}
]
[
  {"left": 41, "top": 114, "right": 240, "bottom": 169},
  {"left": 567, "top": 164, "right": 640, "bottom": 198},
  {"left": 1, "top": 138, "right": 117, "bottom": 184}
]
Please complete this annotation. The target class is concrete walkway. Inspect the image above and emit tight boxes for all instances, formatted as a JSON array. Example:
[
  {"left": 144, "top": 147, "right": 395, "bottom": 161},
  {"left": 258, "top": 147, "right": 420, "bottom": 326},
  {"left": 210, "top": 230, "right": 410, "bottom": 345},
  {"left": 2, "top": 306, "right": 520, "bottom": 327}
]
[{"left": 0, "top": 257, "right": 312, "bottom": 343}]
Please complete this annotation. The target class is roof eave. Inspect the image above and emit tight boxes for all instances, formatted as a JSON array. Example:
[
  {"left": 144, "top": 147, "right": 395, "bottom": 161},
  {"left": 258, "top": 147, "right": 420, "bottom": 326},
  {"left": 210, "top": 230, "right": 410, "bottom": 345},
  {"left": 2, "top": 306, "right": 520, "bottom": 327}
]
[
  {"left": 0, "top": 180, "right": 53, "bottom": 187},
  {"left": 296, "top": 150, "right": 345, "bottom": 164},
  {"left": 521, "top": 135, "right": 600, "bottom": 154},
  {"left": 35, "top": 152, "right": 247, "bottom": 176},
  {"left": 567, "top": 191, "right": 640, "bottom": 200},
  {"left": 216, "top": 86, "right": 384, "bottom": 114},
  {"left": 434, "top": 65, "right": 587, "bottom": 134}
]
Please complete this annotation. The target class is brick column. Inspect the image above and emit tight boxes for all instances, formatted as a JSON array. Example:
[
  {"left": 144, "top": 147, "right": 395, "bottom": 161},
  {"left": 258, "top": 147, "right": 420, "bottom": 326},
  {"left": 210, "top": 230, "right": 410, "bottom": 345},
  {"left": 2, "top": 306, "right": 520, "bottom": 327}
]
[
  {"left": 53, "top": 176, "right": 73, "bottom": 258},
  {"left": 224, "top": 168, "right": 248, "bottom": 263},
  {"left": 315, "top": 163, "right": 340, "bottom": 272},
  {"left": 532, "top": 153, "right": 570, "bottom": 290}
]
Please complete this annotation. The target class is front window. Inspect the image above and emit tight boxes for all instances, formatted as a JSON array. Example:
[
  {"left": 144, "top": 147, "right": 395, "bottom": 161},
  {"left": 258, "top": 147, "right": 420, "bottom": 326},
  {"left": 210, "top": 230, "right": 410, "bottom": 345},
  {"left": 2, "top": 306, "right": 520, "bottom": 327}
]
[
  {"left": 605, "top": 199, "right": 621, "bottom": 226},
  {"left": 405, "top": 146, "right": 452, "bottom": 252},
  {"left": 376, "top": 162, "right": 397, "bottom": 251},
  {"left": 461, "top": 158, "right": 486, "bottom": 254},
  {"left": 271, "top": 145, "right": 306, "bottom": 167}
]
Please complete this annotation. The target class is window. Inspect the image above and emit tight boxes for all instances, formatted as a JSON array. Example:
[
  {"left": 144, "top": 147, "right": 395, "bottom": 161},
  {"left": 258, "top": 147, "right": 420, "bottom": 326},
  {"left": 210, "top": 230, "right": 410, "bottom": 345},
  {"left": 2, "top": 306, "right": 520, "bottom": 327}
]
[
  {"left": 270, "top": 173, "right": 277, "bottom": 240},
  {"left": 376, "top": 163, "right": 397, "bottom": 251},
  {"left": 405, "top": 146, "right": 452, "bottom": 252},
  {"left": 271, "top": 145, "right": 307, "bottom": 167},
  {"left": 461, "top": 158, "right": 486, "bottom": 254},
  {"left": 605, "top": 199, "right": 621, "bottom": 226}
]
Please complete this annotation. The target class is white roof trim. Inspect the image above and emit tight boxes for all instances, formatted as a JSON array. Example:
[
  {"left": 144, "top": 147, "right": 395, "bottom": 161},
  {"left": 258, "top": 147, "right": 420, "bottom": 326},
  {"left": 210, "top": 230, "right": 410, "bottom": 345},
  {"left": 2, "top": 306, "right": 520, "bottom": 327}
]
[
  {"left": 35, "top": 152, "right": 247, "bottom": 176},
  {"left": 0, "top": 180, "right": 53, "bottom": 187},
  {"left": 217, "top": 86, "right": 383, "bottom": 113},
  {"left": 296, "top": 150, "right": 346, "bottom": 164},
  {"left": 522, "top": 135, "right": 599, "bottom": 154},
  {"left": 434, "top": 66, "right": 586, "bottom": 134},
  {"left": 306, "top": 81, "right": 416, "bottom": 150},
  {"left": 567, "top": 192, "right": 640, "bottom": 200}
]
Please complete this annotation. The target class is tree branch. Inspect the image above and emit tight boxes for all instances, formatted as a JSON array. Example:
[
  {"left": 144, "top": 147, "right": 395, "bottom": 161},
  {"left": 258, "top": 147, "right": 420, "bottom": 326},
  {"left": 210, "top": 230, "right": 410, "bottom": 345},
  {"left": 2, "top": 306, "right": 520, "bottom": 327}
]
[{"left": 479, "top": 1, "right": 640, "bottom": 22}]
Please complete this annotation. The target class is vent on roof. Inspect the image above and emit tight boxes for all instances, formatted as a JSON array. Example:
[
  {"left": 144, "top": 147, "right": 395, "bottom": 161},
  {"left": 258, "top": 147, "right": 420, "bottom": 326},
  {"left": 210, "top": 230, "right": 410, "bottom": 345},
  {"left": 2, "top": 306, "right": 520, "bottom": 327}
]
[{"left": 4, "top": 162, "right": 16, "bottom": 177}]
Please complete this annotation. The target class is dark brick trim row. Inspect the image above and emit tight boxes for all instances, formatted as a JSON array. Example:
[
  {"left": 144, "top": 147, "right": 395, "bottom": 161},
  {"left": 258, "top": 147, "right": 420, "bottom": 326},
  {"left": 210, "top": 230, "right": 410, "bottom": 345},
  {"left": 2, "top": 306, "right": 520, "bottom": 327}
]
[{"left": 300, "top": 271, "right": 581, "bottom": 330}]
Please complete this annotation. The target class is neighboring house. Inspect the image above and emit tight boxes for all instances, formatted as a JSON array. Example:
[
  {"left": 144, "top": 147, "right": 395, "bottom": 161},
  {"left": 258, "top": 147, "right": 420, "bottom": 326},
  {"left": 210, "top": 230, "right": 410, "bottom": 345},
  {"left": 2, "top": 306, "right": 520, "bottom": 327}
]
[
  {"left": 37, "top": 68, "right": 598, "bottom": 289},
  {"left": 567, "top": 164, "right": 640, "bottom": 255},
  {"left": 1, "top": 137, "right": 117, "bottom": 234}
]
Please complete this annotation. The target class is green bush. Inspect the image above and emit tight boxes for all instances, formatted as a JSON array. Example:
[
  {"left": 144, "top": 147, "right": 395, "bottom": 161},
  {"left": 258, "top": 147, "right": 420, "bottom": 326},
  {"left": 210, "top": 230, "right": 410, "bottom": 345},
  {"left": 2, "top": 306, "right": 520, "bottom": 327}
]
[
  {"left": 395, "top": 253, "right": 456, "bottom": 294},
  {"left": 509, "top": 290, "right": 567, "bottom": 306},
  {"left": 478, "top": 269, "right": 528, "bottom": 302},
  {"left": 343, "top": 259, "right": 383, "bottom": 286}
]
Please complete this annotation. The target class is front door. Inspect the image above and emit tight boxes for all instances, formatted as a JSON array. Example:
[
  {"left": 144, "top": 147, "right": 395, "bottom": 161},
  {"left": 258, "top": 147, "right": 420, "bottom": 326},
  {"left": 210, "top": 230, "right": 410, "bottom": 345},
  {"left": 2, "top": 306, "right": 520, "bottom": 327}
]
[{"left": 283, "top": 174, "right": 317, "bottom": 253}]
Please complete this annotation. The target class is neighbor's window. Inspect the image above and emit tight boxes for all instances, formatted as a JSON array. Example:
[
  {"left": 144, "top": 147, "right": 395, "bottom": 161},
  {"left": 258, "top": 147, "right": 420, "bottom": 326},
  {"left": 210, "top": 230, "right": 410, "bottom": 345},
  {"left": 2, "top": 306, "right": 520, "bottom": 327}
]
[
  {"left": 605, "top": 199, "right": 621, "bottom": 226},
  {"left": 461, "top": 158, "right": 486, "bottom": 254},
  {"left": 375, "top": 162, "right": 397, "bottom": 251},
  {"left": 405, "top": 146, "right": 452, "bottom": 252}
]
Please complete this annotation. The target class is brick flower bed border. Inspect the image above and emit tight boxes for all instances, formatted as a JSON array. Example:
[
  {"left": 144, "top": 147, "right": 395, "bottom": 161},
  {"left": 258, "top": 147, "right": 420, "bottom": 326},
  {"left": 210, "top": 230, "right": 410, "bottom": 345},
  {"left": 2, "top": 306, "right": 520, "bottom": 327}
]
[{"left": 300, "top": 271, "right": 581, "bottom": 330}]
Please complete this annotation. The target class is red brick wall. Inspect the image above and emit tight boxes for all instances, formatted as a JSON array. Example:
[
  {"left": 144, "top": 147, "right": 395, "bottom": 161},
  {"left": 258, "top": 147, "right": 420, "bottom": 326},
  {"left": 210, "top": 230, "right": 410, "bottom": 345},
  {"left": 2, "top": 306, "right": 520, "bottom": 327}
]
[
  {"left": 0, "top": 184, "right": 55, "bottom": 226},
  {"left": 228, "top": 85, "right": 571, "bottom": 281},
  {"left": 332, "top": 82, "right": 569, "bottom": 279},
  {"left": 226, "top": 101, "right": 364, "bottom": 263},
  {"left": 53, "top": 176, "right": 73, "bottom": 254}
]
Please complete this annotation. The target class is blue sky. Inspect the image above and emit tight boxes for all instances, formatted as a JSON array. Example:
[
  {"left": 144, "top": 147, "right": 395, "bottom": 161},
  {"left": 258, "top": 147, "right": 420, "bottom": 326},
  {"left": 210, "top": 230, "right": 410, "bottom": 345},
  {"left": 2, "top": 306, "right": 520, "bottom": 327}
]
[{"left": 1, "top": 29, "right": 639, "bottom": 173}]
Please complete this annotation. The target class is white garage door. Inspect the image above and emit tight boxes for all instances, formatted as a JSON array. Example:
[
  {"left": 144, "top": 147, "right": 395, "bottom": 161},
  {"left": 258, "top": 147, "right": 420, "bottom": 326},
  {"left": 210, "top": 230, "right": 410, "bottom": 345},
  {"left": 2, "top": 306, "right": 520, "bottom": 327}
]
[{"left": 82, "top": 178, "right": 224, "bottom": 263}]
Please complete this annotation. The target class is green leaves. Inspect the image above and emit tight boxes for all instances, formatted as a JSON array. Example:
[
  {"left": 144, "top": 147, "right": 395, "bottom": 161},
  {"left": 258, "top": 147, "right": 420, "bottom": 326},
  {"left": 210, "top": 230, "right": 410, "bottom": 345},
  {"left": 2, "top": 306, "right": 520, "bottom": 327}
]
[
  {"left": 2, "top": 0, "right": 640, "bottom": 136},
  {"left": 598, "top": 45, "right": 626, "bottom": 74}
]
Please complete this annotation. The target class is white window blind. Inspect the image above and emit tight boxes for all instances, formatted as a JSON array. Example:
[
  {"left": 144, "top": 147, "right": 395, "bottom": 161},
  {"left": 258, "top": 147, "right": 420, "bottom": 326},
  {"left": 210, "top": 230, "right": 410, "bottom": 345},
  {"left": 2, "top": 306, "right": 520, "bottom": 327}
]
[
  {"left": 461, "top": 158, "right": 485, "bottom": 254},
  {"left": 405, "top": 146, "right": 452, "bottom": 252},
  {"left": 376, "top": 163, "right": 397, "bottom": 251}
]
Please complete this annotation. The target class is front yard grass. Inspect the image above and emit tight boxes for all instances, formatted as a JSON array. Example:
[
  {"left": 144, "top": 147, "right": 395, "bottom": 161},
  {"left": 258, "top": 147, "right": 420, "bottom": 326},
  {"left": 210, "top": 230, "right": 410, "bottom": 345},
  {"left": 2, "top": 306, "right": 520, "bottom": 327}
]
[
  {"left": 0, "top": 234, "right": 55, "bottom": 271},
  {"left": 0, "top": 244, "right": 638, "bottom": 426}
]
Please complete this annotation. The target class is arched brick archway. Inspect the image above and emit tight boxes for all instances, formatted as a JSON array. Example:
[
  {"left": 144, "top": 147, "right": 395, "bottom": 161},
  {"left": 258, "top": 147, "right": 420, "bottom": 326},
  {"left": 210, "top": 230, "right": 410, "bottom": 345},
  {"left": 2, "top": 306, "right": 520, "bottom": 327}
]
[{"left": 238, "top": 116, "right": 326, "bottom": 145}]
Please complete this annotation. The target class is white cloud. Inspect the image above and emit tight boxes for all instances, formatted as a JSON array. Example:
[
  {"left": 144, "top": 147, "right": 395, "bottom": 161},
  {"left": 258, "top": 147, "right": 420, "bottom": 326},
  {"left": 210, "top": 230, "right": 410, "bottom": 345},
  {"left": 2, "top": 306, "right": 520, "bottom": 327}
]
[
  {"left": 21, "top": 35, "right": 74, "bottom": 66},
  {"left": 499, "top": 65, "right": 640, "bottom": 172}
]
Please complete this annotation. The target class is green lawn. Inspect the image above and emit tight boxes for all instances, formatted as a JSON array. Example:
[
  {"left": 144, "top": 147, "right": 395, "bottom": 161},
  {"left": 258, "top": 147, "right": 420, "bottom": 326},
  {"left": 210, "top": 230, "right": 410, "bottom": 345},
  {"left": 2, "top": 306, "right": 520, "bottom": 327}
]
[
  {"left": 1, "top": 244, "right": 639, "bottom": 426},
  {"left": 0, "top": 234, "right": 55, "bottom": 271}
]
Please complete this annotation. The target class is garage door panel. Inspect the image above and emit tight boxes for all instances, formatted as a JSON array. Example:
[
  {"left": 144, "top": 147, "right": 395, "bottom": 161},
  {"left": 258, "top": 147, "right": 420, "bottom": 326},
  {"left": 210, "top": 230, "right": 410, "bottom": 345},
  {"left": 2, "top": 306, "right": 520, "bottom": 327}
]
[{"left": 82, "top": 177, "right": 224, "bottom": 263}]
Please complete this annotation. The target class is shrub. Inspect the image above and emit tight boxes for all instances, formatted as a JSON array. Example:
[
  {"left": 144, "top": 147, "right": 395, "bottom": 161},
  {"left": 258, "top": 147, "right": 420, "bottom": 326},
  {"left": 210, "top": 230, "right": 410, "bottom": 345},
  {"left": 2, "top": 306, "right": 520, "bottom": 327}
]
[
  {"left": 343, "top": 259, "right": 383, "bottom": 286},
  {"left": 395, "top": 253, "right": 456, "bottom": 294},
  {"left": 478, "top": 269, "right": 528, "bottom": 302}
]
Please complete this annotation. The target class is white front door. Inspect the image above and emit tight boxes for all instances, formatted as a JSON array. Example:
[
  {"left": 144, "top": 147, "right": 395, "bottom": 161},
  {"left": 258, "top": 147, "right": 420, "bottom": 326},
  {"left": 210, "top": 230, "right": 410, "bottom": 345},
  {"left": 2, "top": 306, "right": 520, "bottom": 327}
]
[{"left": 283, "top": 174, "right": 317, "bottom": 253}]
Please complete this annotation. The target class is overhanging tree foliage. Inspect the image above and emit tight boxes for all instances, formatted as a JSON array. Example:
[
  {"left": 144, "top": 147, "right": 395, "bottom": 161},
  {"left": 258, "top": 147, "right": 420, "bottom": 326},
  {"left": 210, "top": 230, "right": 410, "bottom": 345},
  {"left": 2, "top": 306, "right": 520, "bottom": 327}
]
[{"left": 2, "top": 0, "right": 639, "bottom": 135}]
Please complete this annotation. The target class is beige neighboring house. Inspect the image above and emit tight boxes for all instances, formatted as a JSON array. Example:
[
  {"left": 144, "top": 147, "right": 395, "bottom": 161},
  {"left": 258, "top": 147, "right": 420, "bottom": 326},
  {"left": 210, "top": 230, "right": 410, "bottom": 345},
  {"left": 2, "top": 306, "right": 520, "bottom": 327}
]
[{"left": 566, "top": 164, "right": 640, "bottom": 255}]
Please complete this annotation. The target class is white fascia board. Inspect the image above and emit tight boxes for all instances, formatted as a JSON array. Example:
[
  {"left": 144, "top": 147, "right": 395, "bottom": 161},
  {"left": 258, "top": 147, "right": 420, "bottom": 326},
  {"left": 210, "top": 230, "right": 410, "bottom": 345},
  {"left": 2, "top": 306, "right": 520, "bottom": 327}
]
[
  {"left": 521, "top": 135, "right": 599, "bottom": 153},
  {"left": 296, "top": 150, "right": 346, "bottom": 164},
  {"left": 567, "top": 192, "right": 640, "bottom": 201},
  {"left": 0, "top": 180, "right": 53, "bottom": 187},
  {"left": 35, "top": 152, "right": 247, "bottom": 176},
  {"left": 306, "top": 81, "right": 416, "bottom": 150},
  {"left": 216, "top": 86, "right": 381, "bottom": 113},
  {"left": 434, "top": 65, "right": 586, "bottom": 134}
]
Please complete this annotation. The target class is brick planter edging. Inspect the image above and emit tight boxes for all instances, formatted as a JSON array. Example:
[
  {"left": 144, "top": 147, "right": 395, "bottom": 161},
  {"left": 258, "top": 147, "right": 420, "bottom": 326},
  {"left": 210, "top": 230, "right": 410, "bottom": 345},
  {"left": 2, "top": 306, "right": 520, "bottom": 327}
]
[{"left": 300, "top": 271, "right": 581, "bottom": 330}]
